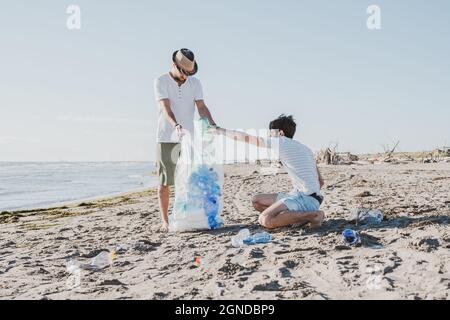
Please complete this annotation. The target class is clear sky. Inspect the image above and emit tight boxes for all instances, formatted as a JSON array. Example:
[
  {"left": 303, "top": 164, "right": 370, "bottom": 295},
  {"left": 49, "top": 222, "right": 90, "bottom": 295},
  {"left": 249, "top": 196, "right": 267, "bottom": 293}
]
[{"left": 1, "top": 0, "right": 449, "bottom": 161}]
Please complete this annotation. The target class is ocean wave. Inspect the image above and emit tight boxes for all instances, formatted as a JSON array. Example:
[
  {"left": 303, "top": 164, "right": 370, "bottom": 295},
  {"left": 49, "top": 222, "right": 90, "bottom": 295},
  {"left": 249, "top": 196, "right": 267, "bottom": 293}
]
[{"left": 0, "top": 162, "right": 158, "bottom": 211}]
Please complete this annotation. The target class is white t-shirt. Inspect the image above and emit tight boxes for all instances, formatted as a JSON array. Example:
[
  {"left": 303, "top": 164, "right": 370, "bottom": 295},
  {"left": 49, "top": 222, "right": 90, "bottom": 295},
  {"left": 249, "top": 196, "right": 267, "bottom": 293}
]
[
  {"left": 154, "top": 73, "right": 203, "bottom": 143},
  {"left": 265, "top": 136, "right": 321, "bottom": 196}
]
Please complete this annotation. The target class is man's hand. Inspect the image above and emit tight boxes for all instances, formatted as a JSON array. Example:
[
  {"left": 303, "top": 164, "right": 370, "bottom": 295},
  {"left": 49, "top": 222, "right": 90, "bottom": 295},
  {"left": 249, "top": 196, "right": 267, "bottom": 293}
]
[
  {"left": 196, "top": 100, "right": 217, "bottom": 129},
  {"left": 319, "top": 176, "right": 325, "bottom": 189},
  {"left": 175, "top": 124, "right": 184, "bottom": 138},
  {"left": 211, "top": 126, "right": 226, "bottom": 135},
  {"left": 317, "top": 166, "right": 325, "bottom": 189}
]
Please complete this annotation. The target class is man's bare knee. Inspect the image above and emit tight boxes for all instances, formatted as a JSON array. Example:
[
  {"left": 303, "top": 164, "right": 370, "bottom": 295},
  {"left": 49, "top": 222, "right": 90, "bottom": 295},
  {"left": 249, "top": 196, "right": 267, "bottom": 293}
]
[
  {"left": 252, "top": 195, "right": 261, "bottom": 205},
  {"left": 252, "top": 201, "right": 262, "bottom": 211},
  {"left": 158, "top": 185, "right": 169, "bottom": 197},
  {"left": 252, "top": 195, "right": 263, "bottom": 211}
]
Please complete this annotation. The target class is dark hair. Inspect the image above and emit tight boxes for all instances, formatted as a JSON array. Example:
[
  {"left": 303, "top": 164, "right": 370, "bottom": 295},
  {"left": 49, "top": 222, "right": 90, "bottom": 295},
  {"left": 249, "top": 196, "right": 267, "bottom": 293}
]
[{"left": 269, "top": 114, "right": 297, "bottom": 138}]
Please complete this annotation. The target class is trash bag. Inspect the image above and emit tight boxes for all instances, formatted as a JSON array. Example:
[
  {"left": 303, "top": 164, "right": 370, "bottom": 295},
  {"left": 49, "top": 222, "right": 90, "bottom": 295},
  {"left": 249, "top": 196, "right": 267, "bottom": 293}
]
[{"left": 169, "top": 118, "right": 224, "bottom": 232}]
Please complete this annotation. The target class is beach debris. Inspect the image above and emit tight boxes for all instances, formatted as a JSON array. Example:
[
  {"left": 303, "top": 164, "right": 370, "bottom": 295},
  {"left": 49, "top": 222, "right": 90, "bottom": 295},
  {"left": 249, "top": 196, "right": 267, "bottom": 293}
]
[
  {"left": 231, "top": 229, "right": 251, "bottom": 248},
  {"left": 421, "top": 147, "right": 450, "bottom": 163},
  {"left": 342, "top": 229, "right": 361, "bottom": 246},
  {"left": 194, "top": 256, "right": 202, "bottom": 266},
  {"left": 66, "top": 251, "right": 116, "bottom": 271},
  {"left": 89, "top": 251, "right": 115, "bottom": 269},
  {"left": 243, "top": 232, "right": 273, "bottom": 245},
  {"left": 317, "top": 146, "right": 359, "bottom": 165},
  {"left": 316, "top": 141, "right": 450, "bottom": 165},
  {"left": 114, "top": 244, "right": 130, "bottom": 254},
  {"left": 382, "top": 140, "right": 400, "bottom": 161},
  {"left": 349, "top": 209, "right": 383, "bottom": 225},
  {"left": 231, "top": 229, "right": 272, "bottom": 247}
]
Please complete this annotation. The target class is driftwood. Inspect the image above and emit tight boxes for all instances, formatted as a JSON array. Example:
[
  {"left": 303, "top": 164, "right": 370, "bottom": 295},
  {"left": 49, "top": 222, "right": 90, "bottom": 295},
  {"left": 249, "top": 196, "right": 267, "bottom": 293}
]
[
  {"left": 385, "top": 140, "right": 400, "bottom": 159},
  {"left": 421, "top": 148, "right": 450, "bottom": 163},
  {"left": 379, "top": 140, "right": 400, "bottom": 162},
  {"left": 317, "top": 141, "right": 448, "bottom": 165},
  {"left": 317, "top": 148, "right": 359, "bottom": 165}
]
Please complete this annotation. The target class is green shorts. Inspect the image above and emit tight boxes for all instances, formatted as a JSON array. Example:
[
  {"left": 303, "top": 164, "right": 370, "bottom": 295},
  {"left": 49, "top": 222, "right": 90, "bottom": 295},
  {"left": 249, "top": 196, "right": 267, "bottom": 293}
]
[{"left": 156, "top": 143, "right": 181, "bottom": 186}]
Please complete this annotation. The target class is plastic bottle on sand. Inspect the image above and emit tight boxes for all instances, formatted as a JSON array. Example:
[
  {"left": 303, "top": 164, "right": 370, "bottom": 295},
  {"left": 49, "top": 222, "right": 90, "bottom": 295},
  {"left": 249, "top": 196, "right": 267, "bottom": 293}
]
[
  {"left": 342, "top": 229, "right": 360, "bottom": 246},
  {"left": 243, "top": 232, "right": 272, "bottom": 245},
  {"left": 231, "top": 229, "right": 251, "bottom": 248}
]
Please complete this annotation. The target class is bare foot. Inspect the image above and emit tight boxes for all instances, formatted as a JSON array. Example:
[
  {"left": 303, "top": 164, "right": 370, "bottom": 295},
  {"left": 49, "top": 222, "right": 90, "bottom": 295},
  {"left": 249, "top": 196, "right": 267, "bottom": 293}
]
[
  {"left": 152, "top": 223, "right": 169, "bottom": 233},
  {"left": 160, "top": 223, "right": 169, "bottom": 233},
  {"left": 310, "top": 211, "right": 325, "bottom": 229}
]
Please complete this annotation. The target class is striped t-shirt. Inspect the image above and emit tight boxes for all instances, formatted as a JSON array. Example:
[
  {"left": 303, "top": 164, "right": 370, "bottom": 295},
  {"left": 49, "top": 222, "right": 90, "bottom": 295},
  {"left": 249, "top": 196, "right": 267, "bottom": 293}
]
[{"left": 265, "top": 136, "right": 321, "bottom": 196}]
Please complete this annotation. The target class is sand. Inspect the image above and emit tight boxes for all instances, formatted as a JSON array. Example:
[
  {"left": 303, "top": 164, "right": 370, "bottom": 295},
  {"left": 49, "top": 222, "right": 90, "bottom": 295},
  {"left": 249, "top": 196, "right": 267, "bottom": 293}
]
[{"left": 0, "top": 162, "right": 449, "bottom": 300}]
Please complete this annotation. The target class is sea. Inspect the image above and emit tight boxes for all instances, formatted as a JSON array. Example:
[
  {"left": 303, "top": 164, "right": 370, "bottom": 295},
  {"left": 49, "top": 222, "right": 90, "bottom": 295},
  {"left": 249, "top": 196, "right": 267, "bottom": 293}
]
[{"left": 0, "top": 162, "right": 158, "bottom": 212}]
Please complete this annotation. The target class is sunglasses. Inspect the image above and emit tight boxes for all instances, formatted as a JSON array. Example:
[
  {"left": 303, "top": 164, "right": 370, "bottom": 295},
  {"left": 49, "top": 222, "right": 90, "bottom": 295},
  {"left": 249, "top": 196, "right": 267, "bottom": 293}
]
[{"left": 176, "top": 64, "right": 193, "bottom": 76}]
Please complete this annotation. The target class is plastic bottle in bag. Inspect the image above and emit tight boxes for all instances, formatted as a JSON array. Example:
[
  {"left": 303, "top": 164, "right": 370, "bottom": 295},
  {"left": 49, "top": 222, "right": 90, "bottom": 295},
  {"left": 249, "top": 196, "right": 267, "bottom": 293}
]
[{"left": 169, "top": 118, "right": 224, "bottom": 232}]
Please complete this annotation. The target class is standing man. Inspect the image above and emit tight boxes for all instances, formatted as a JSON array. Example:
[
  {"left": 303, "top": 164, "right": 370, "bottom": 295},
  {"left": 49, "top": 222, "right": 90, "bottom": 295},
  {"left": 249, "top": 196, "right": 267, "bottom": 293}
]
[{"left": 154, "top": 48, "right": 217, "bottom": 232}]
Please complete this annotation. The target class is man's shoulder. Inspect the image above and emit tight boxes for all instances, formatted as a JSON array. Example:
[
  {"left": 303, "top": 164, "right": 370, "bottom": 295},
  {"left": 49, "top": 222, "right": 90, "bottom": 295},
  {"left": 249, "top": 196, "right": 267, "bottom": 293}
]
[
  {"left": 155, "top": 73, "right": 170, "bottom": 83},
  {"left": 188, "top": 76, "right": 202, "bottom": 85},
  {"left": 281, "top": 138, "right": 313, "bottom": 153}
]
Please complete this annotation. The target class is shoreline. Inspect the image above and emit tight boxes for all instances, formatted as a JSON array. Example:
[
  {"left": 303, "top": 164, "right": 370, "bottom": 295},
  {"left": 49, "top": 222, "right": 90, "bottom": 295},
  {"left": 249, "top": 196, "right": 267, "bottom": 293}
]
[
  {"left": 2, "top": 161, "right": 450, "bottom": 215},
  {"left": 1, "top": 185, "right": 158, "bottom": 215}
]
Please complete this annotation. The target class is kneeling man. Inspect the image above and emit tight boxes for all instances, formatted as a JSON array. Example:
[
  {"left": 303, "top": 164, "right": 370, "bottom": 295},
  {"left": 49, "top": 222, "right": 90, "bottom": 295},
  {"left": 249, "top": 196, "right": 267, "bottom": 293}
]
[{"left": 216, "top": 115, "right": 325, "bottom": 229}]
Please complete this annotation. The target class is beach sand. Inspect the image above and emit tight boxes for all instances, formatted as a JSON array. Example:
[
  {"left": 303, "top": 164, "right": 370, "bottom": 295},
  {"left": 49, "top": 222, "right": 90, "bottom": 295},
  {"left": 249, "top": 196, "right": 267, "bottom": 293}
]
[{"left": 0, "top": 162, "right": 449, "bottom": 300}]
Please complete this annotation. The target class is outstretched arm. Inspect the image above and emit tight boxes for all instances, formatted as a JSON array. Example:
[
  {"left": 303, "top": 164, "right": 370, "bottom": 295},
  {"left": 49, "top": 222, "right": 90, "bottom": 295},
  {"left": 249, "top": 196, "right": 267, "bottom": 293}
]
[{"left": 215, "top": 127, "right": 266, "bottom": 148}]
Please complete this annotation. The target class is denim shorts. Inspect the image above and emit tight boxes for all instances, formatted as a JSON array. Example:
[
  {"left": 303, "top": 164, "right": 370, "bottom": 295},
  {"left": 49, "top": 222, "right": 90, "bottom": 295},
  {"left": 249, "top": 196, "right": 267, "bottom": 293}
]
[{"left": 276, "top": 191, "right": 321, "bottom": 212}]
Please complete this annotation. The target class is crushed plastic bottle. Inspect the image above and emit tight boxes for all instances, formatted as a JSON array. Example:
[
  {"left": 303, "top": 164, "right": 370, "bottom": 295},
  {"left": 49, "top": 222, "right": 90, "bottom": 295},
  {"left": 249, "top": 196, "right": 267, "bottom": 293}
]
[
  {"left": 66, "top": 251, "right": 114, "bottom": 272},
  {"left": 114, "top": 244, "right": 130, "bottom": 254},
  {"left": 231, "top": 229, "right": 251, "bottom": 248},
  {"left": 66, "top": 259, "right": 83, "bottom": 273},
  {"left": 350, "top": 208, "right": 383, "bottom": 225},
  {"left": 90, "top": 251, "right": 113, "bottom": 269},
  {"left": 243, "top": 232, "right": 272, "bottom": 245},
  {"left": 342, "top": 229, "right": 360, "bottom": 246},
  {"left": 364, "top": 209, "right": 383, "bottom": 224}
]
